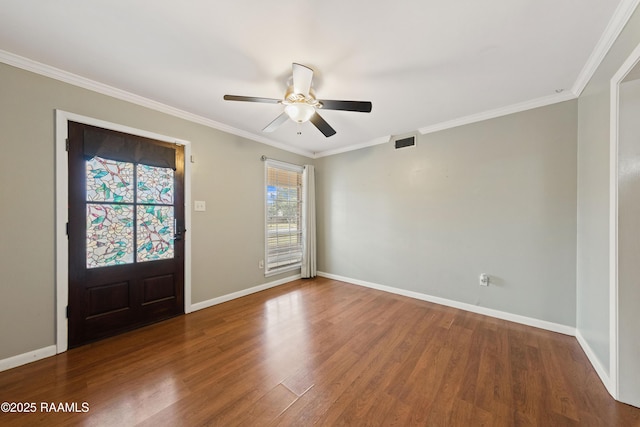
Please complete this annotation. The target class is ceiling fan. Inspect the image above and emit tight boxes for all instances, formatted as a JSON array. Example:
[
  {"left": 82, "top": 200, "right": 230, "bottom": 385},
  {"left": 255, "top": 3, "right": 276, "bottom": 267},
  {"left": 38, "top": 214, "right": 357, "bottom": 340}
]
[{"left": 224, "top": 63, "right": 372, "bottom": 137}]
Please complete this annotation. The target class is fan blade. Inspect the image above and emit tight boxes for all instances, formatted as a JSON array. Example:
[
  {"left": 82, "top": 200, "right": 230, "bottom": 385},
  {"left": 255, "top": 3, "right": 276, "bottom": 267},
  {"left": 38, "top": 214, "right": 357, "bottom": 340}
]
[
  {"left": 310, "top": 112, "right": 336, "bottom": 137},
  {"left": 319, "top": 100, "right": 372, "bottom": 113},
  {"left": 224, "top": 95, "right": 281, "bottom": 104},
  {"left": 262, "top": 112, "right": 289, "bottom": 133},
  {"left": 292, "top": 63, "right": 313, "bottom": 96}
]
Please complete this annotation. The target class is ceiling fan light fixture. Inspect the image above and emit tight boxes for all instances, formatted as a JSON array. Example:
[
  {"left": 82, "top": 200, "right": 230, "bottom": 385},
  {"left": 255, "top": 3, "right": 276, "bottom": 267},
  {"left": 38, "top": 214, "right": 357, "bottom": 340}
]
[
  {"left": 284, "top": 102, "right": 315, "bottom": 123},
  {"left": 223, "top": 62, "right": 372, "bottom": 137}
]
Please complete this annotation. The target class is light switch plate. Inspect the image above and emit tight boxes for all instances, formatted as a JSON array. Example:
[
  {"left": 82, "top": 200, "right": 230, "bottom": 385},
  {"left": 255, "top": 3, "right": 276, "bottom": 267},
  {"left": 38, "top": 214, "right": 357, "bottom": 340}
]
[{"left": 194, "top": 200, "right": 206, "bottom": 212}]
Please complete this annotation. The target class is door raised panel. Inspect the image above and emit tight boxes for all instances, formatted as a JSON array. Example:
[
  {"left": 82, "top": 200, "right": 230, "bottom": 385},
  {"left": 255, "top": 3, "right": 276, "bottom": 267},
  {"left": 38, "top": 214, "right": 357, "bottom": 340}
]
[
  {"left": 142, "top": 274, "right": 175, "bottom": 304},
  {"left": 87, "top": 281, "right": 130, "bottom": 318}
]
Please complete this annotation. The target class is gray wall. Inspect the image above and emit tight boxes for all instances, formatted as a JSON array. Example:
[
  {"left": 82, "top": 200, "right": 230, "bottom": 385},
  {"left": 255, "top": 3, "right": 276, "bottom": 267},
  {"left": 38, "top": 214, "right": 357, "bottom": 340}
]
[
  {"left": 0, "top": 62, "right": 311, "bottom": 360},
  {"left": 315, "top": 101, "right": 578, "bottom": 326},
  {"left": 576, "top": 6, "right": 640, "bottom": 374},
  {"left": 618, "top": 76, "right": 640, "bottom": 406}
]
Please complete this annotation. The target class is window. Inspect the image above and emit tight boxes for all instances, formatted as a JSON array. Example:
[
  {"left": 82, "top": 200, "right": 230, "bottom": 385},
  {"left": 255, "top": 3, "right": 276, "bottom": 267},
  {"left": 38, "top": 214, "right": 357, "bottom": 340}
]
[
  {"left": 265, "top": 160, "right": 304, "bottom": 275},
  {"left": 85, "top": 156, "right": 176, "bottom": 268}
]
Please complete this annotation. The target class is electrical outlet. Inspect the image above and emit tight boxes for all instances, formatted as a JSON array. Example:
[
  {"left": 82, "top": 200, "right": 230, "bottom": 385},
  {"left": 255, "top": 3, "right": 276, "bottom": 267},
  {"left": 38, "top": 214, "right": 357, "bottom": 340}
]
[
  {"left": 259, "top": 260, "right": 264, "bottom": 269},
  {"left": 479, "top": 273, "right": 490, "bottom": 287},
  {"left": 194, "top": 200, "right": 206, "bottom": 212}
]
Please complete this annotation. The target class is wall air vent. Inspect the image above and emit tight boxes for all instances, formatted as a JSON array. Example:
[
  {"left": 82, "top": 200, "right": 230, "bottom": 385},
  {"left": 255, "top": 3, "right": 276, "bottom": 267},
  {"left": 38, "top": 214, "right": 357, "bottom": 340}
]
[{"left": 392, "top": 133, "right": 417, "bottom": 149}]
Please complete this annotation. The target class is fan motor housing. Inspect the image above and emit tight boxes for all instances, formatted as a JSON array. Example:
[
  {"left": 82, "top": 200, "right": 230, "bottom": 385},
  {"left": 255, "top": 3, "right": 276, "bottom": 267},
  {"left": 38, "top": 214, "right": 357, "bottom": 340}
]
[{"left": 285, "top": 86, "right": 318, "bottom": 104}]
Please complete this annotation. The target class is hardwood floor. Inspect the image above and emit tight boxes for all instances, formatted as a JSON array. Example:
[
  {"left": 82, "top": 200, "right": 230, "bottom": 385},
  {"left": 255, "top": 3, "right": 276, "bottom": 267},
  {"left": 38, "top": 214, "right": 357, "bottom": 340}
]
[{"left": 1, "top": 277, "right": 639, "bottom": 426}]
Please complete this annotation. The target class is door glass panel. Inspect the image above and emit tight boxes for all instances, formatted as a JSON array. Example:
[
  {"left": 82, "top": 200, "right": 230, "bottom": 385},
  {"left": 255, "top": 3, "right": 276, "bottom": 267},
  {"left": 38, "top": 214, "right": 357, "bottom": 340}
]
[
  {"left": 86, "top": 157, "right": 134, "bottom": 202},
  {"left": 86, "top": 204, "right": 134, "bottom": 268},
  {"left": 137, "top": 164, "right": 174, "bottom": 204},
  {"left": 84, "top": 156, "right": 175, "bottom": 268},
  {"left": 136, "top": 205, "right": 174, "bottom": 262}
]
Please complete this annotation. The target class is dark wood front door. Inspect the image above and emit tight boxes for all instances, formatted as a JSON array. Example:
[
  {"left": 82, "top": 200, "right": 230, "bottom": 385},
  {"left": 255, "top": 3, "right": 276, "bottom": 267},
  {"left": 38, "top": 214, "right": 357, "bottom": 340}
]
[{"left": 67, "top": 121, "right": 185, "bottom": 348}]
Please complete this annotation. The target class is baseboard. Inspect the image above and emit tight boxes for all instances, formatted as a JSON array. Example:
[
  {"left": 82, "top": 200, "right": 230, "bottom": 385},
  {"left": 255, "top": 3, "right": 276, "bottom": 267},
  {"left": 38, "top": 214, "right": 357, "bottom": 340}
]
[
  {"left": 1, "top": 276, "right": 301, "bottom": 373},
  {"left": 317, "top": 271, "right": 576, "bottom": 336},
  {"left": 190, "top": 274, "right": 302, "bottom": 312},
  {"left": 0, "top": 345, "right": 57, "bottom": 373},
  {"left": 576, "top": 329, "right": 614, "bottom": 397},
  {"left": 1, "top": 273, "right": 577, "bottom": 374}
]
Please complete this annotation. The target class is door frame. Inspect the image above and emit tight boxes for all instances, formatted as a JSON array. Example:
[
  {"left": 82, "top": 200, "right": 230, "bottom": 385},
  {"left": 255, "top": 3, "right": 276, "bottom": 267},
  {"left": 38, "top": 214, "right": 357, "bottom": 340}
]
[
  {"left": 55, "top": 110, "right": 192, "bottom": 354},
  {"left": 609, "top": 39, "right": 640, "bottom": 401}
]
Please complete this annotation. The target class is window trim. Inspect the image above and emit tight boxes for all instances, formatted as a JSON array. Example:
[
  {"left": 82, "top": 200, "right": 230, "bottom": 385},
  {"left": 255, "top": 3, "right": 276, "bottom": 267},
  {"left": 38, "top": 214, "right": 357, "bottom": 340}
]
[{"left": 264, "top": 159, "right": 304, "bottom": 277}]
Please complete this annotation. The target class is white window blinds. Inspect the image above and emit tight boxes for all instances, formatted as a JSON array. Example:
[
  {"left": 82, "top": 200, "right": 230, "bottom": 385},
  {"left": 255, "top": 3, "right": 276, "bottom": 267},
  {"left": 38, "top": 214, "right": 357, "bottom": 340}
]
[{"left": 265, "top": 160, "right": 303, "bottom": 275}]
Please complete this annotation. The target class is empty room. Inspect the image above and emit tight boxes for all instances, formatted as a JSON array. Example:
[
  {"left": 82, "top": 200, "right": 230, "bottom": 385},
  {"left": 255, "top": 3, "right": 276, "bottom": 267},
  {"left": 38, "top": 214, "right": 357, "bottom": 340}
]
[{"left": 2, "top": 1, "right": 640, "bottom": 425}]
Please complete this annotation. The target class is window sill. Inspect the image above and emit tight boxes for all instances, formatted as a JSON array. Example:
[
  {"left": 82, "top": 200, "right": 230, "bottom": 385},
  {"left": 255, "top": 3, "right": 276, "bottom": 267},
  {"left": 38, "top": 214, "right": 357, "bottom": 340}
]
[{"left": 265, "top": 265, "right": 301, "bottom": 278}]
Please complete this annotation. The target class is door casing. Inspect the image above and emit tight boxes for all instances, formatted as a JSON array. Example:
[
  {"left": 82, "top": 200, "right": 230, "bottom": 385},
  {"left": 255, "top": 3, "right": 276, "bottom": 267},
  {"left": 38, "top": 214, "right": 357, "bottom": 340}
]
[
  {"left": 609, "top": 38, "right": 640, "bottom": 406},
  {"left": 55, "top": 110, "right": 192, "bottom": 354}
]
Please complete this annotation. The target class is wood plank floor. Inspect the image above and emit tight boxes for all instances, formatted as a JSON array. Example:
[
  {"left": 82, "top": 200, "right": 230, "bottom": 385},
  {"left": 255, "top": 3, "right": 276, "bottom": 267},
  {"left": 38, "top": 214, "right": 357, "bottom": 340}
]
[{"left": 1, "top": 277, "right": 639, "bottom": 426}]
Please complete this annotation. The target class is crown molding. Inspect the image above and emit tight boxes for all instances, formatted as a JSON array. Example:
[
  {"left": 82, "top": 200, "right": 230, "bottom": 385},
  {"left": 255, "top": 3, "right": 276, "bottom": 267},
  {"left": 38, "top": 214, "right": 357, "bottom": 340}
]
[
  {"left": 313, "top": 136, "right": 390, "bottom": 158},
  {"left": 418, "top": 90, "right": 577, "bottom": 135},
  {"left": 572, "top": 0, "right": 640, "bottom": 96},
  {"left": 3, "top": 0, "right": 638, "bottom": 161},
  {"left": 314, "top": 90, "right": 577, "bottom": 158},
  {"left": 314, "top": 90, "right": 576, "bottom": 158},
  {"left": 0, "top": 49, "right": 315, "bottom": 159}
]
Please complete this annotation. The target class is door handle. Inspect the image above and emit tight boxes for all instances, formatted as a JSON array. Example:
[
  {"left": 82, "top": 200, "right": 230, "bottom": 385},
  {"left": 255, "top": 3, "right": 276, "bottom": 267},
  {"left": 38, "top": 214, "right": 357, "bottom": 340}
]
[{"left": 174, "top": 219, "right": 185, "bottom": 241}]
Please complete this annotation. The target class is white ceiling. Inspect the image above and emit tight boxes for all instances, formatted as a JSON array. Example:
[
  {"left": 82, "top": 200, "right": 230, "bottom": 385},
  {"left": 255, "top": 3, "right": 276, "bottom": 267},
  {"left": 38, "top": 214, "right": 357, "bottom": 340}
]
[{"left": 0, "top": 1, "right": 634, "bottom": 157}]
